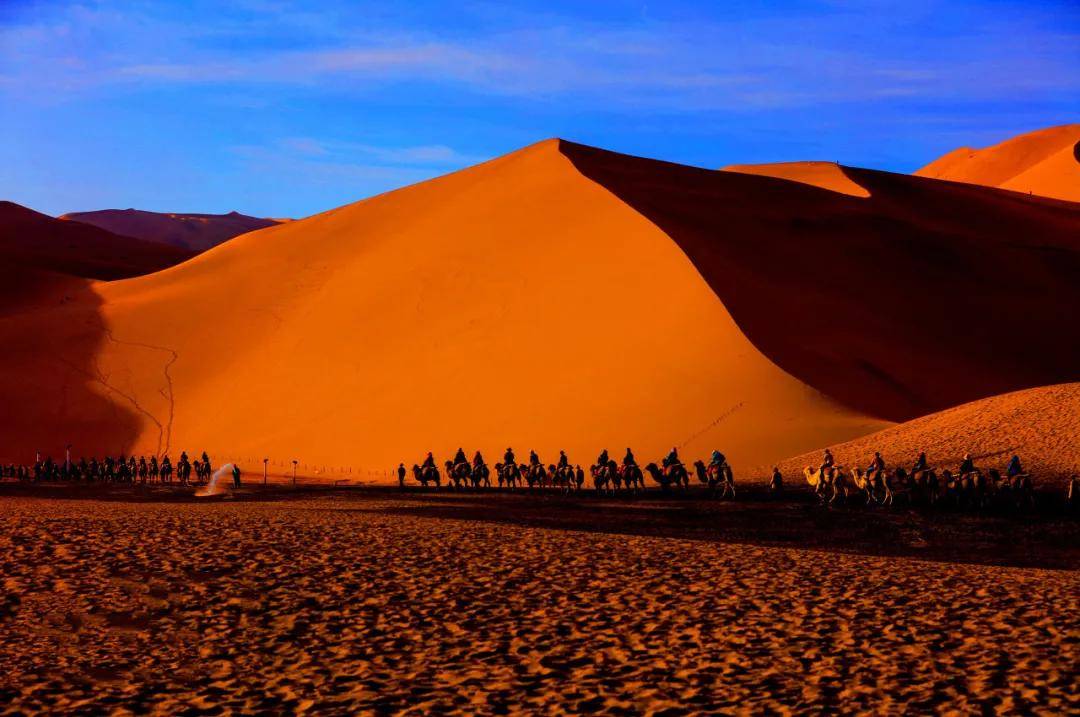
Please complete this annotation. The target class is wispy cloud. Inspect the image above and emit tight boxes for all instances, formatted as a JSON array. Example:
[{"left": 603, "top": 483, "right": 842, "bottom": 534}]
[{"left": 4, "top": 1, "right": 1075, "bottom": 110}]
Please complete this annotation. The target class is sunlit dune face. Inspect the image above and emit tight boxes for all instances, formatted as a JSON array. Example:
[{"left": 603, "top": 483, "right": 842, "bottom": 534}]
[
  {"left": 721, "top": 161, "right": 871, "bottom": 198},
  {"left": 915, "top": 124, "right": 1080, "bottom": 202}
]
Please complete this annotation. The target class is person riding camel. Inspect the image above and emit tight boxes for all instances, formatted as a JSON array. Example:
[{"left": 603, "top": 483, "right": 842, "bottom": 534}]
[
  {"left": 597, "top": 449, "right": 609, "bottom": 467},
  {"left": 709, "top": 450, "right": 726, "bottom": 469},
  {"left": 959, "top": 453, "right": 977, "bottom": 476},
  {"left": 913, "top": 451, "right": 928, "bottom": 474},
  {"left": 529, "top": 450, "right": 540, "bottom": 466},
  {"left": 820, "top": 448, "right": 835, "bottom": 475},
  {"left": 422, "top": 451, "right": 436, "bottom": 470},
  {"left": 623, "top": 448, "right": 636, "bottom": 467},
  {"left": 473, "top": 451, "right": 485, "bottom": 468},
  {"left": 867, "top": 452, "right": 885, "bottom": 475},
  {"left": 453, "top": 447, "right": 468, "bottom": 468},
  {"left": 1006, "top": 454, "right": 1023, "bottom": 478},
  {"left": 557, "top": 451, "right": 569, "bottom": 469},
  {"left": 663, "top": 447, "right": 681, "bottom": 468},
  {"left": 504, "top": 447, "right": 515, "bottom": 466}
]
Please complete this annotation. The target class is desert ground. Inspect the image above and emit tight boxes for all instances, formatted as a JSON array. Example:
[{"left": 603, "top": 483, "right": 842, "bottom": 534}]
[{"left": 1, "top": 486, "right": 1077, "bottom": 714}]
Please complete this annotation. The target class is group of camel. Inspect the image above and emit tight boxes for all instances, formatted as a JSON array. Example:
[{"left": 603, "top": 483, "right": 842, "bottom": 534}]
[
  {"left": 803, "top": 463, "right": 1044, "bottom": 511},
  {"left": 409, "top": 456, "right": 737, "bottom": 497},
  {"left": 7, "top": 452, "right": 214, "bottom": 486}
]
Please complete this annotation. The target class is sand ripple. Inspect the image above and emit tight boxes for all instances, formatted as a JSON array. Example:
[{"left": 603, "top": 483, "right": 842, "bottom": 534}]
[{"left": 0, "top": 497, "right": 1077, "bottom": 714}]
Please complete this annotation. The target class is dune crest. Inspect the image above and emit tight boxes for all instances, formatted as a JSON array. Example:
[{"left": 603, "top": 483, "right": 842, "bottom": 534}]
[
  {"left": 721, "top": 161, "right": 870, "bottom": 197},
  {"left": 915, "top": 124, "right": 1080, "bottom": 202}
]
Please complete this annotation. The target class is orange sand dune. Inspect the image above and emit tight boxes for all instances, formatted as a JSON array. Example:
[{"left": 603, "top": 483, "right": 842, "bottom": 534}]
[
  {"left": 0, "top": 141, "right": 888, "bottom": 469},
  {"left": 777, "top": 382, "right": 1080, "bottom": 487},
  {"left": 915, "top": 124, "right": 1080, "bottom": 202},
  {"left": 1, "top": 201, "right": 194, "bottom": 280},
  {"left": 60, "top": 208, "right": 283, "bottom": 252},
  {"left": 721, "top": 161, "right": 870, "bottom": 197},
  {"left": 2, "top": 139, "right": 1079, "bottom": 473}
]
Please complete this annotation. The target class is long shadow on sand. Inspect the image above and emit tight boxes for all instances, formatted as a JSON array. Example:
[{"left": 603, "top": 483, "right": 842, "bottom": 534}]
[
  {"left": 0, "top": 267, "right": 143, "bottom": 462},
  {"left": 302, "top": 486, "right": 1079, "bottom": 571}
]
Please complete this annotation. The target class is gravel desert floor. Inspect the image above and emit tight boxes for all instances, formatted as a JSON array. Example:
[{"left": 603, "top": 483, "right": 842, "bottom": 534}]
[{"left": 1, "top": 488, "right": 1077, "bottom": 714}]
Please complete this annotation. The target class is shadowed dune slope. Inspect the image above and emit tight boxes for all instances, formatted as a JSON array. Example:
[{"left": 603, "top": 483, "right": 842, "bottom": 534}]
[
  {"left": 776, "top": 383, "right": 1080, "bottom": 488},
  {"left": 60, "top": 209, "right": 283, "bottom": 252},
  {"left": 0, "top": 140, "right": 888, "bottom": 468},
  {"left": 1, "top": 201, "right": 195, "bottom": 280},
  {"left": 915, "top": 124, "right": 1080, "bottom": 202},
  {"left": 721, "top": 161, "right": 870, "bottom": 197},
  {"left": 562, "top": 140, "right": 1080, "bottom": 422}
]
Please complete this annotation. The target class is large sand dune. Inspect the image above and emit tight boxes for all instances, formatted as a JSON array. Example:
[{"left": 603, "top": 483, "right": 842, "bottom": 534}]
[
  {"left": 915, "top": 124, "right": 1080, "bottom": 202},
  {"left": 2, "top": 139, "right": 1079, "bottom": 473},
  {"left": 61, "top": 209, "right": 284, "bottom": 252}
]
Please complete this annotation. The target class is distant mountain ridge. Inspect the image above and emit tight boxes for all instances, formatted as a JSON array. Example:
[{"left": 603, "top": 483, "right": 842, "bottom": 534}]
[
  {"left": 60, "top": 208, "right": 285, "bottom": 252},
  {"left": 0, "top": 200, "right": 194, "bottom": 280}
]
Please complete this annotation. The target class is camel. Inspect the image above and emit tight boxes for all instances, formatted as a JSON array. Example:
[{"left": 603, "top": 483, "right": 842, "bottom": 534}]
[
  {"left": 694, "top": 460, "right": 735, "bottom": 499},
  {"left": 803, "top": 466, "right": 834, "bottom": 501},
  {"left": 551, "top": 464, "right": 576, "bottom": 492},
  {"left": 495, "top": 462, "right": 520, "bottom": 490},
  {"left": 444, "top": 460, "right": 470, "bottom": 490},
  {"left": 591, "top": 461, "right": 616, "bottom": 495},
  {"left": 644, "top": 462, "right": 689, "bottom": 492},
  {"left": 805, "top": 465, "right": 857, "bottom": 504},
  {"left": 619, "top": 463, "right": 644, "bottom": 492},
  {"left": 472, "top": 462, "right": 491, "bottom": 489},
  {"left": 411, "top": 463, "right": 441, "bottom": 489},
  {"left": 523, "top": 462, "right": 546, "bottom": 490}
]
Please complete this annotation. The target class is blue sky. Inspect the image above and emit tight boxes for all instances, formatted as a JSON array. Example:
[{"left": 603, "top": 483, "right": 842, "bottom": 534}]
[{"left": 1, "top": 0, "right": 1077, "bottom": 218}]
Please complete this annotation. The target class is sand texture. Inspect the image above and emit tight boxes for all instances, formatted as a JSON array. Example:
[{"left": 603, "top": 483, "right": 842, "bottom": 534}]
[{"left": 1, "top": 494, "right": 1077, "bottom": 714}]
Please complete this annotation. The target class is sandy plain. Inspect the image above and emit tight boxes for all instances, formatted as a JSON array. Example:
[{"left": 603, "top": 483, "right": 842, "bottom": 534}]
[{"left": 1, "top": 489, "right": 1076, "bottom": 714}]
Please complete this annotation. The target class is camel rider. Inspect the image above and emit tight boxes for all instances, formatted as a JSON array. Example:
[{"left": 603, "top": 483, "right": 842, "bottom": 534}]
[
  {"left": 597, "top": 449, "right": 609, "bottom": 467},
  {"left": 558, "top": 451, "right": 569, "bottom": 469},
  {"left": 473, "top": 451, "right": 485, "bottom": 468},
  {"left": 623, "top": 448, "right": 636, "bottom": 467},
  {"left": 504, "top": 447, "right": 515, "bottom": 466},
  {"left": 663, "top": 447, "right": 681, "bottom": 468},
  {"left": 958, "top": 453, "right": 976, "bottom": 476},
  {"left": 867, "top": 452, "right": 885, "bottom": 475},
  {"left": 453, "top": 447, "right": 468, "bottom": 468},
  {"left": 529, "top": 450, "right": 540, "bottom": 466},
  {"left": 1006, "top": 454, "right": 1023, "bottom": 478},
  {"left": 821, "top": 448, "right": 835, "bottom": 475},
  {"left": 710, "top": 450, "right": 726, "bottom": 469},
  {"left": 422, "top": 452, "right": 436, "bottom": 470},
  {"left": 913, "top": 451, "right": 928, "bottom": 473}
]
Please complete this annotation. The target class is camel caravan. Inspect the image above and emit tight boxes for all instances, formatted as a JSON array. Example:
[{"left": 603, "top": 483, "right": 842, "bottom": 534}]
[
  {"left": 3, "top": 451, "right": 215, "bottom": 486},
  {"left": 802, "top": 449, "right": 1071, "bottom": 512},
  {"left": 403, "top": 446, "right": 736, "bottom": 498}
]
